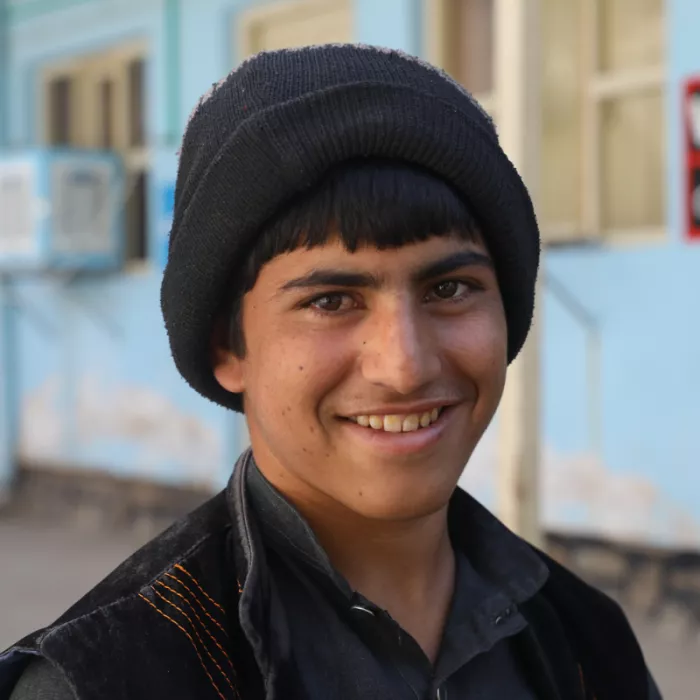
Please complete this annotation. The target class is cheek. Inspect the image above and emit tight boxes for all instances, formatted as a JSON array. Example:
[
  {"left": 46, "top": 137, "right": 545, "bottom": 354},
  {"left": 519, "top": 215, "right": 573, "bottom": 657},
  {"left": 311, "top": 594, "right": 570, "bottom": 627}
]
[
  {"left": 245, "top": 327, "right": 353, "bottom": 416},
  {"left": 442, "top": 309, "right": 508, "bottom": 385}
]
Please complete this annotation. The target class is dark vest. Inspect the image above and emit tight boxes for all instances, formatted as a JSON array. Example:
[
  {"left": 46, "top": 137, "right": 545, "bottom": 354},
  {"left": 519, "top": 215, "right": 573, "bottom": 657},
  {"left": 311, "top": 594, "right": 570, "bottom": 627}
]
[{"left": 0, "top": 466, "right": 649, "bottom": 700}]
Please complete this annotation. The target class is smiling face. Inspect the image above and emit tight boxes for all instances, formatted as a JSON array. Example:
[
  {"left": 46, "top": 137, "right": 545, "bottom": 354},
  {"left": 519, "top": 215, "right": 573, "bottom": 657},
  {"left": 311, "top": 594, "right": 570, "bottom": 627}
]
[{"left": 214, "top": 232, "right": 507, "bottom": 521}]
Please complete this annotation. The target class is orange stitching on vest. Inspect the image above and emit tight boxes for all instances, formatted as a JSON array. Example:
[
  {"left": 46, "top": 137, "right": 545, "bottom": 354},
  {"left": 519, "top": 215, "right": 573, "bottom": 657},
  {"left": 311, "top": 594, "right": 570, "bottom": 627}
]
[
  {"left": 152, "top": 587, "right": 240, "bottom": 700},
  {"left": 156, "top": 580, "right": 235, "bottom": 672},
  {"left": 174, "top": 563, "right": 226, "bottom": 615},
  {"left": 165, "top": 572, "right": 230, "bottom": 638},
  {"left": 138, "top": 593, "right": 227, "bottom": 700}
]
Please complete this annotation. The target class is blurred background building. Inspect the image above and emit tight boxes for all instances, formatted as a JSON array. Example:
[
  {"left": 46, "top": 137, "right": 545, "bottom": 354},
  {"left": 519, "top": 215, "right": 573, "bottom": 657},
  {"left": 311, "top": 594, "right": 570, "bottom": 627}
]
[{"left": 1, "top": 0, "right": 700, "bottom": 693}]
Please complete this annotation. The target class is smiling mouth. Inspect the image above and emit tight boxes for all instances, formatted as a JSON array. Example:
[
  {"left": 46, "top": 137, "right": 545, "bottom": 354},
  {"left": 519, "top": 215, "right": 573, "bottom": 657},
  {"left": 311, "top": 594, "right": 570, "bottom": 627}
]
[{"left": 344, "top": 407, "right": 446, "bottom": 434}]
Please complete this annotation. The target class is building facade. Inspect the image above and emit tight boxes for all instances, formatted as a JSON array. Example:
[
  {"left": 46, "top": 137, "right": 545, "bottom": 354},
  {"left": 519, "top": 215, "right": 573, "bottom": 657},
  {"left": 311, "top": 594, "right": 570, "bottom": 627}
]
[{"left": 0, "top": 0, "right": 698, "bottom": 550}]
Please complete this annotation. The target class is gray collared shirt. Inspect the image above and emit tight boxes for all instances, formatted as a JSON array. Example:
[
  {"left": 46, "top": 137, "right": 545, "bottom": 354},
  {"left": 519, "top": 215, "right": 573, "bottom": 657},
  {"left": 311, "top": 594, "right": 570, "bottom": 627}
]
[{"left": 245, "top": 459, "right": 550, "bottom": 699}]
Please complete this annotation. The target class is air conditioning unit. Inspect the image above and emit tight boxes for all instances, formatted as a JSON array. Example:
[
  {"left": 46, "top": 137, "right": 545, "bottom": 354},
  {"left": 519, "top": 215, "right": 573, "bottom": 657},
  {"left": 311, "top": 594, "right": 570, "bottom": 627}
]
[{"left": 0, "top": 149, "right": 124, "bottom": 273}]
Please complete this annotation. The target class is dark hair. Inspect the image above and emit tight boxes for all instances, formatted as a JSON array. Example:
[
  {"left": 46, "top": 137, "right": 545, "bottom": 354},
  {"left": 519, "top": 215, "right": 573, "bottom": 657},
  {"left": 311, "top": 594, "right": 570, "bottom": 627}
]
[{"left": 224, "top": 159, "right": 483, "bottom": 356}]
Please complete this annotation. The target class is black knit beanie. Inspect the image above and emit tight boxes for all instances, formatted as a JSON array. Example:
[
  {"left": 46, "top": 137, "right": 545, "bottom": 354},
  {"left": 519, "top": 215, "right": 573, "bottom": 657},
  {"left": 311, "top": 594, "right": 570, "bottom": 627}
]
[{"left": 161, "top": 44, "right": 540, "bottom": 412}]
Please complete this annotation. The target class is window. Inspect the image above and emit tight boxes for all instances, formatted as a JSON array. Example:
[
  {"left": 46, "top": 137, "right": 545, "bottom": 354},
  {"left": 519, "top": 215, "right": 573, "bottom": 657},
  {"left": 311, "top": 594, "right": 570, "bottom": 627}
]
[
  {"left": 540, "top": 0, "right": 584, "bottom": 236},
  {"left": 427, "top": 0, "right": 666, "bottom": 242},
  {"left": 237, "top": 0, "right": 352, "bottom": 58},
  {"left": 128, "top": 58, "right": 145, "bottom": 148},
  {"left": 425, "top": 0, "right": 496, "bottom": 116},
  {"left": 98, "top": 78, "right": 114, "bottom": 149},
  {"left": 48, "top": 77, "right": 74, "bottom": 146},
  {"left": 43, "top": 43, "right": 149, "bottom": 262},
  {"left": 126, "top": 170, "right": 148, "bottom": 261},
  {"left": 541, "top": 0, "right": 665, "bottom": 240}
]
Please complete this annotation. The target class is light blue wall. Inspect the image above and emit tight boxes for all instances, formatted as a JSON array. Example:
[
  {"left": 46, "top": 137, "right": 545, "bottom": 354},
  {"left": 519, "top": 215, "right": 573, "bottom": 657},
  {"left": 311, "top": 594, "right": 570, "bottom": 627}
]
[
  {"left": 355, "top": 0, "right": 422, "bottom": 54},
  {"left": 5, "top": 0, "right": 247, "bottom": 490},
  {"left": 534, "top": 0, "right": 700, "bottom": 547},
  {"left": 0, "top": 0, "right": 8, "bottom": 147},
  {"left": 0, "top": 0, "right": 13, "bottom": 494}
]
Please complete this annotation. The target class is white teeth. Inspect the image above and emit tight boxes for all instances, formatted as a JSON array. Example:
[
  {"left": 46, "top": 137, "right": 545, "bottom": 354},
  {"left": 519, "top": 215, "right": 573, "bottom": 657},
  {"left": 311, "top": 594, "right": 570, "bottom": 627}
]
[
  {"left": 402, "top": 414, "right": 420, "bottom": 432},
  {"left": 351, "top": 408, "right": 443, "bottom": 433},
  {"left": 369, "top": 415, "right": 384, "bottom": 430},
  {"left": 383, "top": 415, "right": 403, "bottom": 433}
]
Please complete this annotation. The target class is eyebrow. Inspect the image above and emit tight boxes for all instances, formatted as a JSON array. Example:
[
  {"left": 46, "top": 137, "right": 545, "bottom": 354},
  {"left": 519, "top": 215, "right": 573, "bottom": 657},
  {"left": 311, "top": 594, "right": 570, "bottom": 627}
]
[{"left": 279, "top": 250, "right": 494, "bottom": 292}]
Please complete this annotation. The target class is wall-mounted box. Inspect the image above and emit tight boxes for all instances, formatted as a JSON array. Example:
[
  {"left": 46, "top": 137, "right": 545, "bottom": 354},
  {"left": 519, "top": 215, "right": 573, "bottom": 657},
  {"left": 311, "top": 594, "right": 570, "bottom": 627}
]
[{"left": 0, "top": 149, "right": 124, "bottom": 273}]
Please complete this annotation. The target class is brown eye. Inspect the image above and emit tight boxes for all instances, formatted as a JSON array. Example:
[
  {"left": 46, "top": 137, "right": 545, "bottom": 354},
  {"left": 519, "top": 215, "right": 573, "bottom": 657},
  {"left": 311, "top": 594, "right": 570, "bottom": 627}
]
[
  {"left": 311, "top": 294, "right": 346, "bottom": 312},
  {"left": 425, "top": 280, "right": 479, "bottom": 304},
  {"left": 433, "top": 281, "right": 461, "bottom": 299}
]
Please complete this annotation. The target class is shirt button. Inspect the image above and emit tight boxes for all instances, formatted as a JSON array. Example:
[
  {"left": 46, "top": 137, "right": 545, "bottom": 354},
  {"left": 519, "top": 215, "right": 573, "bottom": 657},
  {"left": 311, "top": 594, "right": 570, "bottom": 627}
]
[
  {"left": 350, "top": 604, "right": 376, "bottom": 617},
  {"left": 493, "top": 605, "right": 515, "bottom": 625}
]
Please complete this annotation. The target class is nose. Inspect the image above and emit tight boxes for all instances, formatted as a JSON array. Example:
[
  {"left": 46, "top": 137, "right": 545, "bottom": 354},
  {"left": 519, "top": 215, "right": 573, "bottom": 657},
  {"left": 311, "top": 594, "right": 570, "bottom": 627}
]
[{"left": 359, "top": 300, "right": 442, "bottom": 395}]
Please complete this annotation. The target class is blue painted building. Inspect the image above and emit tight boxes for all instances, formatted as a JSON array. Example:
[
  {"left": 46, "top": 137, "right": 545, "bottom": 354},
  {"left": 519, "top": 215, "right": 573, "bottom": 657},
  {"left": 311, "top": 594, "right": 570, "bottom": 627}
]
[
  {"left": 0, "top": 0, "right": 697, "bottom": 550},
  {"left": 543, "top": 0, "right": 700, "bottom": 550}
]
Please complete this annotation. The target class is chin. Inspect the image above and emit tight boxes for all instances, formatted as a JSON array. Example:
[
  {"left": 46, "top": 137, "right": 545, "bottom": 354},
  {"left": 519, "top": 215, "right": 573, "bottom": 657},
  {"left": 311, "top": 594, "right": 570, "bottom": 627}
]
[
  {"left": 329, "top": 452, "right": 468, "bottom": 521},
  {"left": 339, "top": 483, "right": 454, "bottom": 522}
]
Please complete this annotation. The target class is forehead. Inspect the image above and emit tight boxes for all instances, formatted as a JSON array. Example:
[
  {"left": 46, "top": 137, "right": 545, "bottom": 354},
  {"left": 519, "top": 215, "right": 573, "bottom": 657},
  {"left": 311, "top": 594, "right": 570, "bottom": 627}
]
[{"left": 259, "top": 234, "right": 491, "bottom": 283}]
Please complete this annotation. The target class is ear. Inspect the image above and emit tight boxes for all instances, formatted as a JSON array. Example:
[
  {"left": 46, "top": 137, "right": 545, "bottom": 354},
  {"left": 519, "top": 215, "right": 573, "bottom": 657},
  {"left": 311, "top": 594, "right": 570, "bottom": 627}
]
[
  {"left": 211, "top": 321, "right": 245, "bottom": 394},
  {"left": 212, "top": 345, "right": 245, "bottom": 394}
]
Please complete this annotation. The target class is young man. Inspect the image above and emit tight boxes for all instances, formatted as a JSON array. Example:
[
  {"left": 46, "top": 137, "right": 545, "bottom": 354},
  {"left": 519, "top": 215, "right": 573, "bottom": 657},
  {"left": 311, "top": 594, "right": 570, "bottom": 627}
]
[{"left": 1, "top": 44, "right": 661, "bottom": 699}]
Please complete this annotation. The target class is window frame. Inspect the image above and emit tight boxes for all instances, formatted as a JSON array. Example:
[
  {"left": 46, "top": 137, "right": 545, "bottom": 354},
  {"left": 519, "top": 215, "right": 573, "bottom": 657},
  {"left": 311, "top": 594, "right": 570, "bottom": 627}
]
[
  {"left": 39, "top": 41, "right": 151, "bottom": 267},
  {"left": 424, "top": 0, "right": 497, "bottom": 119},
  {"left": 236, "top": 0, "right": 353, "bottom": 61},
  {"left": 580, "top": 0, "right": 667, "bottom": 243},
  {"left": 424, "top": 0, "right": 667, "bottom": 245}
]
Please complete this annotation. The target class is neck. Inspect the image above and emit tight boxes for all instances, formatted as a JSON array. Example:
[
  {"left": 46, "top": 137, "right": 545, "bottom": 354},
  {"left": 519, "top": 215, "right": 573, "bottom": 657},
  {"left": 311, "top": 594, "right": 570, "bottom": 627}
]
[
  {"left": 281, "top": 486, "right": 457, "bottom": 662},
  {"left": 308, "top": 501, "right": 453, "bottom": 600}
]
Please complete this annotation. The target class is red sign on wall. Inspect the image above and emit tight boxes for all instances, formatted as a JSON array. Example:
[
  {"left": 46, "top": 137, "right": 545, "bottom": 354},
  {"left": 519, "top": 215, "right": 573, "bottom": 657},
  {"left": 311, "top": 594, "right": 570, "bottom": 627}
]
[{"left": 685, "top": 78, "right": 700, "bottom": 240}]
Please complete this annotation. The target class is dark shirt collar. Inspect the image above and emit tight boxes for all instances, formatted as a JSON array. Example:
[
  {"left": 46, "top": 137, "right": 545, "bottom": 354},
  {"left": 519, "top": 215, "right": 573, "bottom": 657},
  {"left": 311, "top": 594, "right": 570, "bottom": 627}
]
[{"left": 245, "top": 455, "right": 353, "bottom": 596}]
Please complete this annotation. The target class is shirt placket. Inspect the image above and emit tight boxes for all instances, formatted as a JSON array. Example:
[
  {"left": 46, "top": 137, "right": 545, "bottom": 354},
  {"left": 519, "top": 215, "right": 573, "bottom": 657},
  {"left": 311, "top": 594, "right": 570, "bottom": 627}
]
[{"left": 349, "top": 596, "right": 432, "bottom": 699}]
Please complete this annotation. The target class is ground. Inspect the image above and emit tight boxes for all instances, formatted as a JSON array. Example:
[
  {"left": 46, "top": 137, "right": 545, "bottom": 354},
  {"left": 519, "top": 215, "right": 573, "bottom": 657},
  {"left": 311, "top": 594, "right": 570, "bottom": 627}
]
[{"left": 0, "top": 514, "right": 698, "bottom": 698}]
